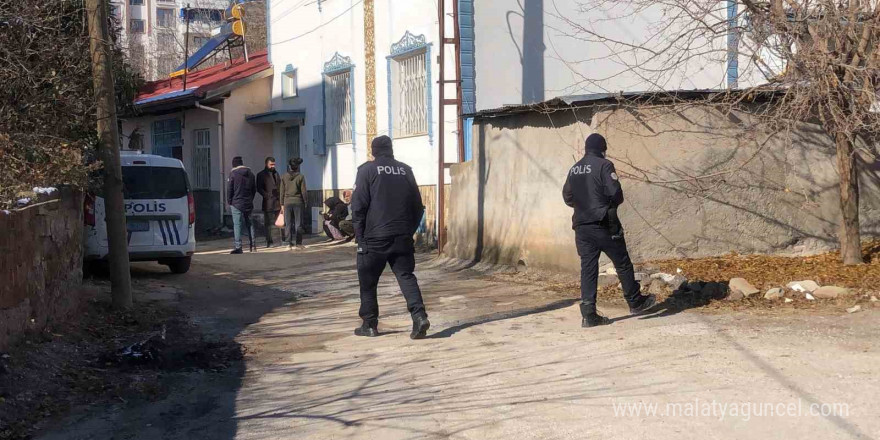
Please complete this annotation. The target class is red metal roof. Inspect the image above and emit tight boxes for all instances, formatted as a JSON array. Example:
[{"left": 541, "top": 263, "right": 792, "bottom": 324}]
[{"left": 135, "top": 49, "right": 270, "bottom": 106}]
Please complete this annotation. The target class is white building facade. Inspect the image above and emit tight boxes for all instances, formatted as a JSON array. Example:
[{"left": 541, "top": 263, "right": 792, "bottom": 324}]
[
  {"left": 470, "top": 0, "right": 766, "bottom": 112},
  {"left": 265, "top": 0, "right": 461, "bottom": 196}
]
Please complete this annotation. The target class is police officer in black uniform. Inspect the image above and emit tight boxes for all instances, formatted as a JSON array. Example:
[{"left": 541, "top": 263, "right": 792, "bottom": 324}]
[
  {"left": 563, "top": 133, "right": 656, "bottom": 327},
  {"left": 351, "top": 136, "right": 430, "bottom": 339}
]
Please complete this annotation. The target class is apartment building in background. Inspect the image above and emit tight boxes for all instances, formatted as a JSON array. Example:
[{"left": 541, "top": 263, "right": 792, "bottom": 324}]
[{"left": 110, "top": 0, "right": 230, "bottom": 81}]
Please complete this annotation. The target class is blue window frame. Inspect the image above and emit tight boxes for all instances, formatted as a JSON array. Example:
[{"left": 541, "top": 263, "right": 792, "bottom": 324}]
[{"left": 387, "top": 31, "right": 432, "bottom": 144}]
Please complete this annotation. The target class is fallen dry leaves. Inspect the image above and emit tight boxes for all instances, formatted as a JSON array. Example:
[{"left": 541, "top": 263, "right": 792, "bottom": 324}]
[{"left": 653, "top": 240, "right": 880, "bottom": 292}]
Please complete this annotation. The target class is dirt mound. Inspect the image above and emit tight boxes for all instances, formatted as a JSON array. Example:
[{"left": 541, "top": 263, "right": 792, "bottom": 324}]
[{"left": 0, "top": 297, "right": 242, "bottom": 440}]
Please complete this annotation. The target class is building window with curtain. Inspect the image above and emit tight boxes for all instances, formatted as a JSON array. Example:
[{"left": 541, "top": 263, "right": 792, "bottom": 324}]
[
  {"left": 192, "top": 129, "right": 211, "bottom": 189},
  {"left": 323, "top": 53, "right": 354, "bottom": 145}
]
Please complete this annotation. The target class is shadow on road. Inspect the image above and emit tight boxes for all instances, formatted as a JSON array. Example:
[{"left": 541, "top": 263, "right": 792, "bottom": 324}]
[{"left": 428, "top": 298, "right": 579, "bottom": 339}]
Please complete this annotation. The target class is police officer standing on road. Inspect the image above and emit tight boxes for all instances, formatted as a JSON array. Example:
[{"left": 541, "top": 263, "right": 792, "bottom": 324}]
[
  {"left": 351, "top": 136, "right": 430, "bottom": 339},
  {"left": 563, "top": 133, "right": 656, "bottom": 327}
]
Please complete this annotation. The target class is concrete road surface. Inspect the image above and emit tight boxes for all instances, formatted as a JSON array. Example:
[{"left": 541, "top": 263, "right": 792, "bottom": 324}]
[{"left": 41, "top": 238, "right": 880, "bottom": 440}]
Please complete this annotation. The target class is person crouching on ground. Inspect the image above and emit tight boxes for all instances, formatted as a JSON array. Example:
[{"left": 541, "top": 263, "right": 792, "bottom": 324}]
[
  {"left": 322, "top": 196, "right": 353, "bottom": 242},
  {"left": 279, "top": 157, "right": 307, "bottom": 250}
]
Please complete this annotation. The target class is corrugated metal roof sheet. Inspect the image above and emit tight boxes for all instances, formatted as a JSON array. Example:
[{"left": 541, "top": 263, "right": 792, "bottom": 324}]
[
  {"left": 469, "top": 89, "right": 746, "bottom": 118},
  {"left": 135, "top": 49, "right": 271, "bottom": 108}
]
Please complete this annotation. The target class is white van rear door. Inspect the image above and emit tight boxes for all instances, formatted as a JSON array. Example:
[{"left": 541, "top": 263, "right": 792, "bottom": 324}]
[{"left": 121, "top": 160, "right": 190, "bottom": 247}]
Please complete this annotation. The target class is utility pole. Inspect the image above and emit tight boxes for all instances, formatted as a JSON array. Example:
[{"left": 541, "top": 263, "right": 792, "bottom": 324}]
[{"left": 86, "top": 0, "right": 133, "bottom": 309}]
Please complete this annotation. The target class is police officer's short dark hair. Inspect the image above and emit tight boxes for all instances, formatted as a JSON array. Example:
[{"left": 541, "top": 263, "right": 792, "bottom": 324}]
[
  {"left": 232, "top": 156, "right": 243, "bottom": 167},
  {"left": 265, "top": 156, "right": 276, "bottom": 164}
]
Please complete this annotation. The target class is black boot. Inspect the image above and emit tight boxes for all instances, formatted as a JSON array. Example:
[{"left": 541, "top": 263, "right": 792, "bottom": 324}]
[
  {"left": 580, "top": 303, "right": 611, "bottom": 328},
  {"left": 582, "top": 313, "right": 612, "bottom": 328},
  {"left": 230, "top": 248, "right": 243, "bottom": 255},
  {"left": 410, "top": 314, "right": 430, "bottom": 340},
  {"left": 354, "top": 321, "right": 378, "bottom": 337},
  {"left": 629, "top": 294, "right": 657, "bottom": 315}
]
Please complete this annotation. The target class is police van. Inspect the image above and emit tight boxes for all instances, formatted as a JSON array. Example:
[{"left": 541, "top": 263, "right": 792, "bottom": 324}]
[{"left": 84, "top": 152, "right": 196, "bottom": 274}]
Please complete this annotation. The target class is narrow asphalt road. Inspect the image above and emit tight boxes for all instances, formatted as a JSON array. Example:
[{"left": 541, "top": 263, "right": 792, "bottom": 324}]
[{"left": 41, "top": 238, "right": 880, "bottom": 440}]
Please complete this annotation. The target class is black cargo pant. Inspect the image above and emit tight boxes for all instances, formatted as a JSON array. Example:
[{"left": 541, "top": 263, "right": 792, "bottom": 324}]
[
  {"left": 357, "top": 235, "right": 427, "bottom": 327},
  {"left": 576, "top": 223, "right": 641, "bottom": 315}
]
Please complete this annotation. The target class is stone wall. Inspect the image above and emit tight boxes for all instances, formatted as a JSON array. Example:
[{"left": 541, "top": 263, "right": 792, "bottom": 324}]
[
  {"left": 447, "top": 105, "right": 880, "bottom": 273},
  {"left": 0, "top": 188, "right": 84, "bottom": 351}
]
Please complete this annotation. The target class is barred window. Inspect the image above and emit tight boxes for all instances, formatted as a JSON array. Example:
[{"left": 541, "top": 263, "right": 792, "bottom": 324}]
[
  {"left": 324, "top": 71, "right": 352, "bottom": 145},
  {"left": 192, "top": 129, "right": 211, "bottom": 189},
  {"left": 392, "top": 51, "right": 428, "bottom": 137}
]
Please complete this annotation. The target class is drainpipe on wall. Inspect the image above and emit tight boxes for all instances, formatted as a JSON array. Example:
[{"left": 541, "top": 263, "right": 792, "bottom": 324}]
[{"left": 195, "top": 101, "right": 225, "bottom": 227}]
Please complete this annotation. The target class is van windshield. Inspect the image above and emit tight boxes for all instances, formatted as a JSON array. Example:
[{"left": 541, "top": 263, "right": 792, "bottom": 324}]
[{"left": 122, "top": 166, "right": 190, "bottom": 200}]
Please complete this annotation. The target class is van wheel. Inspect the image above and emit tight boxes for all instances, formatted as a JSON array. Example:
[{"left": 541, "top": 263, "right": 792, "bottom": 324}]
[{"left": 167, "top": 256, "right": 192, "bottom": 274}]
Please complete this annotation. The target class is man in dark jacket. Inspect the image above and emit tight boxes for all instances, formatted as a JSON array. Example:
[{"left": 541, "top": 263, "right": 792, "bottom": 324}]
[
  {"left": 563, "top": 133, "right": 656, "bottom": 327},
  {"left": 227, "top": 156, "right": 256, "bottom": 254},
  {"left": 351, "top": 136, "right": 429, "bottom": 339},
  {"left": 256, "top": 157, "right": 285, "bottom": 248}
]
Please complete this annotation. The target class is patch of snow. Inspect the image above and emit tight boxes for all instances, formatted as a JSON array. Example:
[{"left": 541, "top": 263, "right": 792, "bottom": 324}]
[
  {"left": 32, "top": 186, "right": 57, "bottom": 195},
  {"left": 1, "top": 210, "right": 10, "bottom": 215},
  {"left": 16, "top": 197, "right": 31, "bottom": 206}
]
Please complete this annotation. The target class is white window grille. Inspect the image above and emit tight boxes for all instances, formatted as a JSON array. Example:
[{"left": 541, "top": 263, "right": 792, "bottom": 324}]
[
  {"left": 192, "top": 129, "right": 212, "bottom": 189},
  {"left": 324, "top": 71, "right": 352, "bottom": 145},
  {"left": 393, "top": 51, "right": 428, "bottom": 137}
]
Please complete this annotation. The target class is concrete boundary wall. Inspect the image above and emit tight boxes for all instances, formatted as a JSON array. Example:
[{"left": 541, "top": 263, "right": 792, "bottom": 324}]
[
  {"left": 447, "top": 105, "right": 880, "bottom": 273},
  {"left": 0, "top": 188, "right": 85, "bottom": 351}
]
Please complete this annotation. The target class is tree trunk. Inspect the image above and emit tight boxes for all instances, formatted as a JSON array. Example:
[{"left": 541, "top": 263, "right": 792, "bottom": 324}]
[
  {"left": 835, "top": 133, "right": 863, "bottom": 265},
  {"left": 86, "top": 0, "right": 133, "bottom": 308}
]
